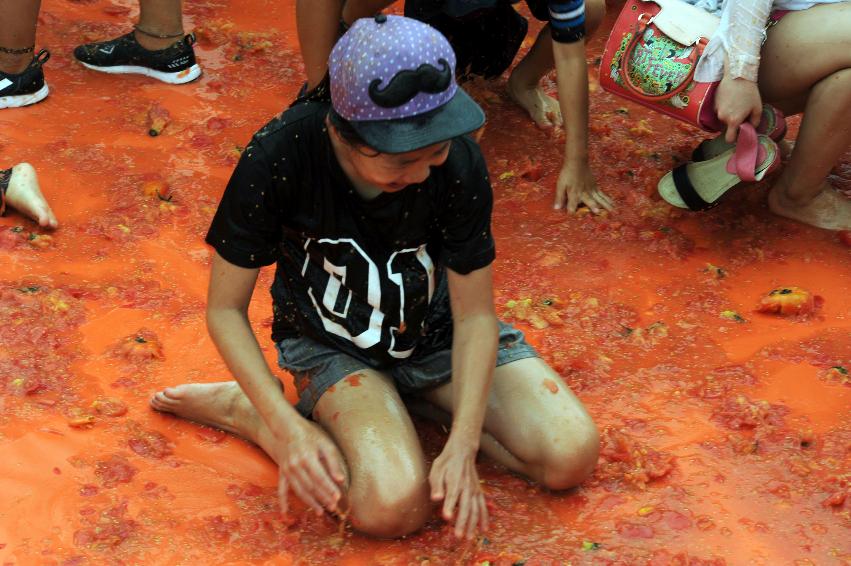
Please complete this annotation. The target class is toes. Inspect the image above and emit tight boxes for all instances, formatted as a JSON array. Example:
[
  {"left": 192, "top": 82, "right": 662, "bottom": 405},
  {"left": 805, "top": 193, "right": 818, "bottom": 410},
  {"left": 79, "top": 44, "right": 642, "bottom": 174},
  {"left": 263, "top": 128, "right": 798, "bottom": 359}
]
[
  {"left": 150, "top": 392, "right": 168, "bottom": 410},
  {"left": 162, "top": 386, "right": 183, "bottom": 400},
  {"left": 37, "top": 206, "right": 59, "bottom": 230},
  {"left": 44, "top": 207, "right": 59, "bottom": 229},
  {"left": 151, "top": 390, "right": 179, "bottom": 410}
]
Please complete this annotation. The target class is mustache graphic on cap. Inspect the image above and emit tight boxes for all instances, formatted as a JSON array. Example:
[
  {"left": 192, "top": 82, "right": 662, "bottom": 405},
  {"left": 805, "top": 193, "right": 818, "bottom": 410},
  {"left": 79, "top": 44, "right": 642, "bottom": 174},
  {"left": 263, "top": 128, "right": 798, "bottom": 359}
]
[{"left": 368, "top": 59, "right": 452, "bottom": 109}]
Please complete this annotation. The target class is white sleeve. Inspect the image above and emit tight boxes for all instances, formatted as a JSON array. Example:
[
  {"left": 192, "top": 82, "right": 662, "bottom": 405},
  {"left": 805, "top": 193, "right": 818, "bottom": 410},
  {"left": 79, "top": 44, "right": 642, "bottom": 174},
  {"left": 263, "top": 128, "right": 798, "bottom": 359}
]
[
  {"left": 725, "top": 0, "right": 772, "bottom": 80},
  {"left": 695, "top": 0, "right": 772, "bottom": 83}
]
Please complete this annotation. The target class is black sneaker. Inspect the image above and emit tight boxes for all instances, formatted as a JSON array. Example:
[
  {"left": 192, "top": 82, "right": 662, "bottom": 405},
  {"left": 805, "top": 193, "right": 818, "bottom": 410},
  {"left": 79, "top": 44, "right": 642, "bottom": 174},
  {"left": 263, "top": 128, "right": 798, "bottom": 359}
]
[
  {"left": 73, "top": 32, "right": 202, "bottom": 84},
  {"left": 0, "top": 50, "right": 50, "bottom": 109}
]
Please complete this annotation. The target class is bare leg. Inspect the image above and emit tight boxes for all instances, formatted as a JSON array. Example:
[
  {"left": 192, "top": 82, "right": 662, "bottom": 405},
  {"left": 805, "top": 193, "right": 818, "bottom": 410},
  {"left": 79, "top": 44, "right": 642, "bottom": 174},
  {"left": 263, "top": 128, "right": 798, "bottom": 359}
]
[
  {"left": 757, "top": 3, "right": 851, "bottom": 230},
  {"left": 135, "top": 0, "right": 184, "bottom": 50},
  {"left": 151, "top": 381, "right": 279, "bottom": 453},
  {"left": 151, "top": 372, "right": 431, "bottom": 538},
  {"left": 507, "top": 25, "right": 562, "bottom": 128},
  {"left": 507, "top": 0, "right": 605, "bottom": 128},
  {"left": 420, "top": 357, "right": 599, "bottom": 490},
  {"left": 4, "top": 163, "right": 58, "bottom": 229},
  {"left": 0, "top": 0, "right": 41, "bottom": 74}
]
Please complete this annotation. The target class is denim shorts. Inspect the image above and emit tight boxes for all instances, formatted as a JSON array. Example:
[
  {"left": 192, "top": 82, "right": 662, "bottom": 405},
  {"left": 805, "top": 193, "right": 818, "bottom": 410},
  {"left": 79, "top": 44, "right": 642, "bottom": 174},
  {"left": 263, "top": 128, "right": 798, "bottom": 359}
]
[{"left": 276, "top": 321, "right": 538, "bottom": 417}]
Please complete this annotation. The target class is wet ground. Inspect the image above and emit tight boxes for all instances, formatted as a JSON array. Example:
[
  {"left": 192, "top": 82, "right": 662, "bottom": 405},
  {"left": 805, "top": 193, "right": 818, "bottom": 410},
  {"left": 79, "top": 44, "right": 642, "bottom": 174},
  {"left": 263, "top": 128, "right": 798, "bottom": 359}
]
[{"left": 1, "top": 0, "right": 849, "bottom": 564}]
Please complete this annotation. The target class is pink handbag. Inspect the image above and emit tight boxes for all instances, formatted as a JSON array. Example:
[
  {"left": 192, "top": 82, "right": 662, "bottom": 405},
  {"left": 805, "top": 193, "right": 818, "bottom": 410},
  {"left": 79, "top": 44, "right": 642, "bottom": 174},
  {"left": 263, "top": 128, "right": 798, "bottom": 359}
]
[{"left": 599, "top": 0, "right": 723, "bottom": 131}]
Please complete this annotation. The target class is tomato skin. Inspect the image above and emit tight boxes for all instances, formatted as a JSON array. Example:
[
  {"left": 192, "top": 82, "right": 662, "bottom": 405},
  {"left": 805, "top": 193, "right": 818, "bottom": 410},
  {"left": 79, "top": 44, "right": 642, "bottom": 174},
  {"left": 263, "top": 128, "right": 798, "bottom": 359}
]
[
  {"left": 756, "top": 286, "right": 821, "bottom": 316},
  {"left": 91, "top": 397, "right": 128, "bottom": 417},
  {"left": 838, "top": 230, "right": 851, "bottom": 247},
  {"left": 94, "top": 455, "right": 138, "bottom": 488},
  {"left": 128, "top": 429, "right": 173, "bottom": 459}
]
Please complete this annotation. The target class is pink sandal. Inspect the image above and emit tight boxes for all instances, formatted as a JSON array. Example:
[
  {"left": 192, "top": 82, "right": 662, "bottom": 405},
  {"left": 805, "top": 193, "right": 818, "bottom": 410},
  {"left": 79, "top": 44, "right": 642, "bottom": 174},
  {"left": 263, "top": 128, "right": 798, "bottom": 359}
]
[
  {"left": 659, "top": 123, "right": 781, "bottom": 211},
  {"left": 692, "top": 105, "right": 786, "bottom": 162}
]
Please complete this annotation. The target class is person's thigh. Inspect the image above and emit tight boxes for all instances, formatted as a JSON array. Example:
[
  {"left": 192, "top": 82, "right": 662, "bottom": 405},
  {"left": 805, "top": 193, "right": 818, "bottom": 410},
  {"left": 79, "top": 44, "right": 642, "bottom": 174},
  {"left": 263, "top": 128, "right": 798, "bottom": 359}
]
[
  {"left": 421, "top": 356, "right": 599, "bottom": 489},
  {"left": 313, "top": 369, "right": 431, "bottom": 537},
  {"left": 759, "top": 3, "right": 851, "bottom": 104}
]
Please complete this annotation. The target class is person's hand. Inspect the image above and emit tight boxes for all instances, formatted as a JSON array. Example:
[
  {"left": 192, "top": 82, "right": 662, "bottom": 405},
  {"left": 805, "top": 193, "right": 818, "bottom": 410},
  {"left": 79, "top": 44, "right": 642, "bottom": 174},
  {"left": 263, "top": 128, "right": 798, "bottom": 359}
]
[
  {"left": 273, "top": 419, "right": 346, "bottom": 517},
  {"left": 555, "top": 159, "right": 614, "bottom": 214},
  {"left": 715, "top": 75, "right": 762, "bottom": 143},
  {"left": 429, "top": 441, "right": 488, "bottom": 539}
]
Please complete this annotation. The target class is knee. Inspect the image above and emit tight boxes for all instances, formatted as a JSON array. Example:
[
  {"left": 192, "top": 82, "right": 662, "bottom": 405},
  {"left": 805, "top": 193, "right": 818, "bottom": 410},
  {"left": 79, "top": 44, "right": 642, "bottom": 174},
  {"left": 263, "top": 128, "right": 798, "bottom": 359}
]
[
  {"left": 537, "top": 415, "right": 600, "bottom": 491},
  {"left": 348, "top": 474, "right": 431, "bottom": 538}
]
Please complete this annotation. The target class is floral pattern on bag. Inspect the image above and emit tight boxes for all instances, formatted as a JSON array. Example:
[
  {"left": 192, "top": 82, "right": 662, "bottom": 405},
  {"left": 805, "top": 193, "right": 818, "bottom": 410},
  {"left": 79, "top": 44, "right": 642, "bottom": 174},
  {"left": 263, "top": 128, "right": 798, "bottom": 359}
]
[{"left": 609, "top": 28, "right": 698, "bottom": 110}]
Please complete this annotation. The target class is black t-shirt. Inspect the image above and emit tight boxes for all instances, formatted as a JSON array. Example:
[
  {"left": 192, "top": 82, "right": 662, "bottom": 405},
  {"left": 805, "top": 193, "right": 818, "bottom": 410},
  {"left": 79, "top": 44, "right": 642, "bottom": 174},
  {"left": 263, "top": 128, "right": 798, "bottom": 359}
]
[{"left": 206, "top": 102, "right": 495, "bottom": 369}]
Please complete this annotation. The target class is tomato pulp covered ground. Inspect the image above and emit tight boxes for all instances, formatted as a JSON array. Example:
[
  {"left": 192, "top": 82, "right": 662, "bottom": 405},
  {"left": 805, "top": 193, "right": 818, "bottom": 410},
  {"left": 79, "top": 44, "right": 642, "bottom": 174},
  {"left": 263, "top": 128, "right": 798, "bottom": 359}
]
[{"left": 1, "top": 1, "right": 849, "bottom": 564}]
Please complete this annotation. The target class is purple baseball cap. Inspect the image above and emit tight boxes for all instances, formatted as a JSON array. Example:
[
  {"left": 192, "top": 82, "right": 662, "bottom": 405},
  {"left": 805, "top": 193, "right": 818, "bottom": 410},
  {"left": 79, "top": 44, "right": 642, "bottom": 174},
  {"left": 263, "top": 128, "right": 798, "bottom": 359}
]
[{"left": 329, "top": 14, "right": 485, "bottom": 154}]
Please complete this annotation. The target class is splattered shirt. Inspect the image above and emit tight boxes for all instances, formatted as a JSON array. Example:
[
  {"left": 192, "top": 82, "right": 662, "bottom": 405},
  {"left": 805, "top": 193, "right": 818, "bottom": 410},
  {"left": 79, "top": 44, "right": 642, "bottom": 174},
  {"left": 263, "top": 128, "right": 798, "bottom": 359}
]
[{"left": 206, "top": 102, "right": 495, "bottom": 368}]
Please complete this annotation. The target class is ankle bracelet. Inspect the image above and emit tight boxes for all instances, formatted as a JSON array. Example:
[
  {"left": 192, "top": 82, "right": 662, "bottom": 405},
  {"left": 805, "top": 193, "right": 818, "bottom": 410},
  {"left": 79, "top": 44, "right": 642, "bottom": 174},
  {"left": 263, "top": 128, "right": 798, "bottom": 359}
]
[
  {"left": 0, "top": 45, "right": 35, "bottom": 55},
  {"left": 134, "top": 25, "right": 185, "bottom": 39}
]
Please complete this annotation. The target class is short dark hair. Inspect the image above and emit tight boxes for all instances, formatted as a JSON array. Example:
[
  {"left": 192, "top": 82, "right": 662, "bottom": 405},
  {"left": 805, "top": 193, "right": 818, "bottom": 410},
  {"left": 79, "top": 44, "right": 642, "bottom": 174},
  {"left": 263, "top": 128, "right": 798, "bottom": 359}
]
[{"left": 327, "top": 108, "right": 379, "bottom": 155}]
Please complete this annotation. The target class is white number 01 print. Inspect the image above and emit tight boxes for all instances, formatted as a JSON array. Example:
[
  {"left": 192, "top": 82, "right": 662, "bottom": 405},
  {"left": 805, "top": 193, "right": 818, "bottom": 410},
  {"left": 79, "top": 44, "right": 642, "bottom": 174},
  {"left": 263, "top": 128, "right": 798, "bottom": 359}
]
[{"left": 302, "top": 238, "right": 435, "bottom": 359}]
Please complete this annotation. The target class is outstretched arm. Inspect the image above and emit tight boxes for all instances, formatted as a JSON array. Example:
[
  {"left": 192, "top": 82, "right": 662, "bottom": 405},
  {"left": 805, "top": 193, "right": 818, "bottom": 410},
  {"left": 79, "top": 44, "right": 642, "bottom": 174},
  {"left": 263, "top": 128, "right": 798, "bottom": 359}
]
[
  {"left": 429, "top": 264, "right": 498, "bottom": 539},
  {"left": 207, "top": 251, "right": 346, "bottom": 516},
  {"left": 552, "top": 39, "right": 614, "bottom": 213},
  {"left": 550, "top": 1, "right": 613, "bottom": 214}
]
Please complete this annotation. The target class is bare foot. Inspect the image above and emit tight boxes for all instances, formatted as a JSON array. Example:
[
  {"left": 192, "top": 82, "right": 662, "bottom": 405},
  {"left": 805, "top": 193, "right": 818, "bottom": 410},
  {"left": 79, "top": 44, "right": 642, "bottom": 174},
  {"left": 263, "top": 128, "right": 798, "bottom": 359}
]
[
  {"left": 506, "top": 73, "right": 562, "bottom": 129},
  {"left": 151, "top": 381, "right": 267, "bottom": 444},
  {"left": 768, "top": 179, "right": 851, "bottom": 231},
  {"left": 4, "top": 163, "right": 58, "bottom": 229}
]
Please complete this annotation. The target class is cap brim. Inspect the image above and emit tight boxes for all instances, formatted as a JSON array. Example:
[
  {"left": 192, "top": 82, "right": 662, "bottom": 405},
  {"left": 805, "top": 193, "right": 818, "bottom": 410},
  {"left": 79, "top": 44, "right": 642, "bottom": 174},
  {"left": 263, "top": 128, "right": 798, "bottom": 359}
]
[{"left": 350, "top": 87, "right": 485, "bottom": 154}]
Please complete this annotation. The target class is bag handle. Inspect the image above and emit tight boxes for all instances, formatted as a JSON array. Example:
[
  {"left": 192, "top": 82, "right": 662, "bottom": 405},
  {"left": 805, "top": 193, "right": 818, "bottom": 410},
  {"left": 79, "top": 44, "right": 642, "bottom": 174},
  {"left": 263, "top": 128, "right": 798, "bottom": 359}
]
[{"left": 619, "top": 14, "right": 707, "bottom": 103}]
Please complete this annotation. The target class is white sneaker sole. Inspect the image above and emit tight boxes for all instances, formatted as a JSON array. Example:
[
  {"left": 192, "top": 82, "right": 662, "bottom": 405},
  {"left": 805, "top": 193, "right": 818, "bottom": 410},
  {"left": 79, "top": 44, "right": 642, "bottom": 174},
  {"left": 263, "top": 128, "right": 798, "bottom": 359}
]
[
  {"left": 0, "top": 84, "right": 50, "bottom": 109},
  {"left": 79, "top": 62, "right": 202, "bottom": 85}
]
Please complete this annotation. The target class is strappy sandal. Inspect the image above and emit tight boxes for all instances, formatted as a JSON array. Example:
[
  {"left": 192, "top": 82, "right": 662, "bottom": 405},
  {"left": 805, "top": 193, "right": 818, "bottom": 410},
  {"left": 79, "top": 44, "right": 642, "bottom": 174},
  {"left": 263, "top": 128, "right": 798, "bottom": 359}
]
[
  {"left": 658, "top": 123, "right": 781, "bottom": 211},
  {"left": 692, "top": 105, "right": 786, "bottom": 162}
]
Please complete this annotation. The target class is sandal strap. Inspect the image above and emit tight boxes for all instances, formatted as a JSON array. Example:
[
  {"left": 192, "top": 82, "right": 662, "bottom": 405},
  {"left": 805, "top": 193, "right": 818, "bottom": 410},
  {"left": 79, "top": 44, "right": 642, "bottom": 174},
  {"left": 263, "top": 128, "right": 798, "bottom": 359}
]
[
  {"left": 672, "top": 164, "right": 715, "bottom": 211},
  {"left": 728, "top": 123, "right": 759, "bottom": 183},
  {"left": 691, "top": 142, "right": 706, "bottom": 162}
]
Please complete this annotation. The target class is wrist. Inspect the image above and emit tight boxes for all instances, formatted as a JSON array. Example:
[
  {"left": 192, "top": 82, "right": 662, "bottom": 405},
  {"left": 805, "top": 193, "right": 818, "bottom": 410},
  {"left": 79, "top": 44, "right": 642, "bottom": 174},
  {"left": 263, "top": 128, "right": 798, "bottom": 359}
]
[
  {"left": 562, "top": 154, "right": 589, "bottom": 168},
  {"left": 446, "top": 430, "right": 480, "bottom": 455},
  {"left": 259, "top": 400, "right": 302, "bottom": 439}
]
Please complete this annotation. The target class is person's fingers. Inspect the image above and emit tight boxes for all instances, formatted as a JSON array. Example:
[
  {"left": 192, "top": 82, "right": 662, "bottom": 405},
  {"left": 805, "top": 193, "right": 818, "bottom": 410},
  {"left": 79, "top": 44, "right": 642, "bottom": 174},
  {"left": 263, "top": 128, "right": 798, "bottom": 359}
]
[
  {"left": 725, "top": 122, "right": 738, "bottom": 144},
  {"left": 288, "top": 471, "right": 324, "bottom": 516},
  {"left": 320, "top": 444, "right": 347, "bottom": 485},
  {"left": 553, "top": 185, "right": 567, "bottom": 210},
  {"left": 597, "top": 191, "right": 615, "bottom": 211},
  {"left": 306, "top": 458, "right": 341, "bottom": 511},
  {"left": 277, "top": 474, "right": 289, "bottom": 515},
  {"left": 591, "top": 191, "right": 610, "bottom": 213},
  {"left": 566, "top": 189, "right": 579, "bottom": 214},
  {"left": 454, "top": 487, "right": 471, "bottom": 538},
  {"left": 581, "top": 193, "right": 601, "bottom": 215},
  {"left": 465, "top": 491, "right": 479, "bottom": 540},
  {"left": 750, "top": 104, "right": 762, "bottom": 127},
  {"left": 429, "top": 465, "right": 445, "bottom": 501},
  {"left": 463, "top": 497, "right": 478, "bottom": 540},
  {"left": 442, "top": 475, "right": 460, "bottom": 521},
  {"left": 293, "top": 463, "right": 327, "bottom": 515},
  {"left": 479, "top": 493, "right": 489, "bottom": 532}
]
